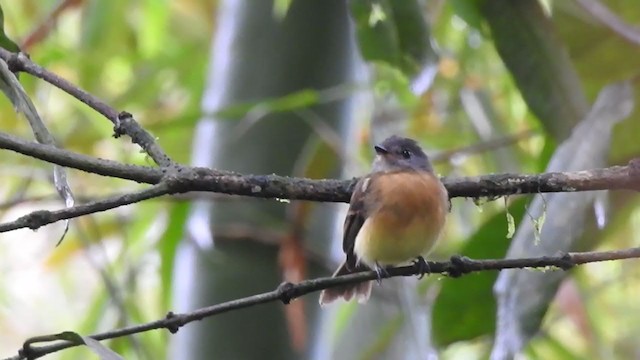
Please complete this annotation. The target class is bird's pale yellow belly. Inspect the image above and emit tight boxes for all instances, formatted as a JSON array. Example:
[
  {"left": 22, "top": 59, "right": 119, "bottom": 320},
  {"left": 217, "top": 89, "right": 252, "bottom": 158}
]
[{"left": 353, "top": 172, "right": 447, "bottom": 267}]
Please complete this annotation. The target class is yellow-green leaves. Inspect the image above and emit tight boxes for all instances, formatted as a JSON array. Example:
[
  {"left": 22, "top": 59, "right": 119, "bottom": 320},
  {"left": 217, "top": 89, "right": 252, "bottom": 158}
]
[{"left": 0, "top": 5, "right": 19, "bottom": 52}]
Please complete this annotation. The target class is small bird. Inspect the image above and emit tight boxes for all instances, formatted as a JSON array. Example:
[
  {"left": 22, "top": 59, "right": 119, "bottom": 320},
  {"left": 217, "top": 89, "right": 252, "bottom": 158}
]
[{"left": 319, "top": 135, "right": 449, "bottom": 305}]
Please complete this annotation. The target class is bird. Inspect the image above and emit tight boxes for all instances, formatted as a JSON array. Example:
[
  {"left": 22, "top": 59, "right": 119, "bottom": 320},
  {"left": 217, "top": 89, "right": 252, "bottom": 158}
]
[{"left": 319, "top": 135, "right": 449, "bottom": 305}]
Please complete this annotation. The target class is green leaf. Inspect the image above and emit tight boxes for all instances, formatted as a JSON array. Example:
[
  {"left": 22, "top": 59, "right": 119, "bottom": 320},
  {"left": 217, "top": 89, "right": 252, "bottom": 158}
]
[
  {"left": 530, "top": 196, "right": 547, "bottom": 245},
  {"left": 24, "top": 332, "right": 124, "bottom": 360},
  {"left": 331, "top": 302, "right": 359, "bottom": 343},
  {"left": 81, "top": 337, "right": 126, "bottom": 360},
  {"left": 505, "top": 203, "right": 515, "bottom": 239},
  {"left": 551, "top": 1, "right": 640, "bottom": 164},
  {"left": 0, "top": 5, "right": 20, "bottom": 52},
  {"left": 526, "top": 332, "right": 583, "bottom": 360},
  {"left": 350, "top": 0, "right": 434, "bottom": 78},
  {"left": 449, "top": 0, "right": 484, "bottom": 32},
  {"left": 159, "top": 203, "right": 189, "bottom": 308},
  {"left": 294, "top": 135, "right": 339, "bottom": 179},
  {"left": 372, "top": 62, "right": 419, "bottom": 108},
  {"left": 361, "top": 314, "right": 403, "bottom": 358},
  {"left": 139, "top": 0, "right": 169, "bottom": 57},
  {"left": 213, "top": 89, "right": 320, "bottom": 120},
  {"left": 432, "top": 198, "right": 527, "bottom": 346},
  {"left": 386, "top": 0, "right": 434, "bottom": 73},
  {"left": 477, "top": 0, "right": 589, "bottom": 140},
  {"left": 553, "top": 1, "right": 640, "bottom": 100},
  {"left": 273, "top": 0, "right": 294, "bottom": 20}
]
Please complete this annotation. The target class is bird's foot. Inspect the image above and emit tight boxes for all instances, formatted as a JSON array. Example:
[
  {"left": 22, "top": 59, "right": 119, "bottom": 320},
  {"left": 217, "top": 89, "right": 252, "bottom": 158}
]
[
  {"left": 374, "top": 262, "right": 388, "bottom": 285},
  {"left": 413, "top": 256, "right": 430, "bottom": 279}
]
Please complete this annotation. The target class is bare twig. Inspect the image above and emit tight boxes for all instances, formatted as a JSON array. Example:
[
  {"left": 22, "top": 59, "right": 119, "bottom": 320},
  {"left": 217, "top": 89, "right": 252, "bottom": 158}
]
[
  {"left": 0, "top": 192, "right": 239, "bottom": 210},
  {"left": 0, "top": 49, "right": 173, "bottom": 167},
  {"left": 10, "top": 247, "right": 640, "bottom": 360},
  {"left": 0, "top": 192, "right": 240, "bottom": 211},
  {"left": 0, "top": 183, "right": 171, "bottom": 232}
]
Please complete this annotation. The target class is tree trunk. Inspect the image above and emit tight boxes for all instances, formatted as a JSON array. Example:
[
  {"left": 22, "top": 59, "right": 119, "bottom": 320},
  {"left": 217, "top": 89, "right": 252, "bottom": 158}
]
[{"left": 170, "top": 1, "right": 356, "bottom": 359}]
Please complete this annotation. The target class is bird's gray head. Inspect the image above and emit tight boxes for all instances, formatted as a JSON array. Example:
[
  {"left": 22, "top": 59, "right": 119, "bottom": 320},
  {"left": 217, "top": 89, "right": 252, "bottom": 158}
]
[{"left": 371, "top": 135, "right": 432, "bottom": 173}]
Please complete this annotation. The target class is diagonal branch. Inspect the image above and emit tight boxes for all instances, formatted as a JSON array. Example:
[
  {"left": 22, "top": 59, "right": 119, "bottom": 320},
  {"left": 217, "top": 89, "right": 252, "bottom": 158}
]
[
  {"left": 9, "top": 247, "right": 640, "bottom": 360},
  {"left": 0, "top": 48, "right": 173, "bottom": 167},
  {"left": 0, "top": 183, "right": 171, "bottom": 232},
  {"left": 0, "top": 131, "right": 162, "bottom": 183}
]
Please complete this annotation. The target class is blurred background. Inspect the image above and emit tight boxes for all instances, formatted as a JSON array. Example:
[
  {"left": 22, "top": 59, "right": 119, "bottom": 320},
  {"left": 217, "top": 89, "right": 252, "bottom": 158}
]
[{"left": 1, "top": 0, "right": 640, "bottom": 359}]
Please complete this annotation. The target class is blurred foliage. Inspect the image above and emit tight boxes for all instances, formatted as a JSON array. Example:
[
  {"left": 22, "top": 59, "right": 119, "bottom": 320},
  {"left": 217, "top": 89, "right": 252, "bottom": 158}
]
[
  {"left": 0, "top": 1, "right": 213, "bottom": 359},
  {"left": 0, "top": 5, "right": 20, "bottom": 52},
  {"left": 350, "top": 0, "right": 434, "bottom": 78},
  {"left": 432, "top": 198, "right": 527, "bottom": 346},
  {"left": 0, "top": 0, "right": 639, "bottom": 359}
]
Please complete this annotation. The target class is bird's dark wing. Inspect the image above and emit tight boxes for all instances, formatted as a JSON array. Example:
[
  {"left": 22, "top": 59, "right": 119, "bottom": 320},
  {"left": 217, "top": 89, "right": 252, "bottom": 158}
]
[{"left": 343, "top": 176, "right": 372, "bottom": 270}]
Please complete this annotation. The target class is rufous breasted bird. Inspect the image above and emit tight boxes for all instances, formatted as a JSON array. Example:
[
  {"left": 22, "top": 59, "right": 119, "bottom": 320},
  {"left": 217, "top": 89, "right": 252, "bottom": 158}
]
[{"left": 319, "top": 135, "right": 449, "bottom": 305}]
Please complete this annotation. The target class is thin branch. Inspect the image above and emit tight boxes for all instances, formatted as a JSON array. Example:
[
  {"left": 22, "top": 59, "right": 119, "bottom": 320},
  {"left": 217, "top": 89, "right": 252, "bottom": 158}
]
[
  {"left": 0, "top": 191, "right": 243, "bottom": 211},
  {"left": 0, "top": 49, "right": 173, "bottom": 167},
  {"left": 0, "top": 183, "right": 171, "bottom": 232},
  {"left": 10, "top": 247, "right": 640, "bottom": 360},
  {"left": 442, "top": 161, "right": 640, "bottom": 197},
  {"left": 0, "top": 192, "right": 239, "bottom": 210}
]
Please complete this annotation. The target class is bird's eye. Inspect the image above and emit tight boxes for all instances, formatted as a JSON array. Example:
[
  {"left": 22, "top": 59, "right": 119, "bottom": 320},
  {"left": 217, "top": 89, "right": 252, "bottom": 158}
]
[{"left": 401, "top": 149, "right": 411, "bottom": 159}]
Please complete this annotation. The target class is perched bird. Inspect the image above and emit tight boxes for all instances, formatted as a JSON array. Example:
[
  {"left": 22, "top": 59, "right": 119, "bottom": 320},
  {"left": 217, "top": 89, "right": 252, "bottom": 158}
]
[{"left": 319, "top": 135, "right": 449, "bottom": 305}]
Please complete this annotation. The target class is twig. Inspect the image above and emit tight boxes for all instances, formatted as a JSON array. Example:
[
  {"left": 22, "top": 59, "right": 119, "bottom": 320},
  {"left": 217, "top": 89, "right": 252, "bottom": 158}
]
[
  {"left": 0, "top": 183, "right": 171, "bottom": 232},
  {"left": 0, "top": 49, "right": 173, "bottom": 167},
  {"left": 10, "top": 248, "right": 640, "bottom": 360},
  {"left": 0, "top": 192, "right": 239, "bottom": 210}
]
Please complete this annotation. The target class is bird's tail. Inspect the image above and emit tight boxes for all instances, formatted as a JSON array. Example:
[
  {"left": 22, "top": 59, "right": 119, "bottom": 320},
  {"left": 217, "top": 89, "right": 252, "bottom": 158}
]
[{"left": 319, "top": 262, "right": 372, "bottom": 306}]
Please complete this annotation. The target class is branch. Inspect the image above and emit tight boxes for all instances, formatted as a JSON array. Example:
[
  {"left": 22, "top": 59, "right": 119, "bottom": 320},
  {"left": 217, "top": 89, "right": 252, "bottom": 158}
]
[
  {"left": 2, "top": 130, "right": 640, "bottom": 199},
  {"left": 0, "top": 131, "right": 162, "bottom": 183},
  {"left": 443, "top": 161, "right": 640, "bottom": 197},
  {"left": 10, "top": 248, "right": 640, "bottom": 360},
  {"left": 2, "top": 130, "right": 640, "bottom": 232},
  {"left": 0, "top": 49, "right": 173, "bottom": 167},
  {"left": 0, "top": 183, "right": 170, "bottom": 232}
]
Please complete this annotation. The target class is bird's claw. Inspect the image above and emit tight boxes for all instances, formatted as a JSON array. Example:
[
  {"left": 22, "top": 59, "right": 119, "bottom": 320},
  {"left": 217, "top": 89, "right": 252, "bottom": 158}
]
[
  {"left": 374, "top": 262, "right": 388, "bottom": 285},
  {"left": 413, "top": 256, "right": 430, "bottom": 279}
]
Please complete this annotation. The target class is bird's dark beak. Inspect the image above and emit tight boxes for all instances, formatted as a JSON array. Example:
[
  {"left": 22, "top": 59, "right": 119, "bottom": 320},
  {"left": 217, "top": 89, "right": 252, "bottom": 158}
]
[{"left": 374, "top": 145, "right": 388, "bottom": 155}]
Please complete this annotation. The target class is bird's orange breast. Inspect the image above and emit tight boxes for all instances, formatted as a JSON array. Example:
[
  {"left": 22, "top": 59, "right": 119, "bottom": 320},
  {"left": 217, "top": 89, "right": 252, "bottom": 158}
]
[{"left": 354, "top": 171, "right": 448, "bottom": 267}]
